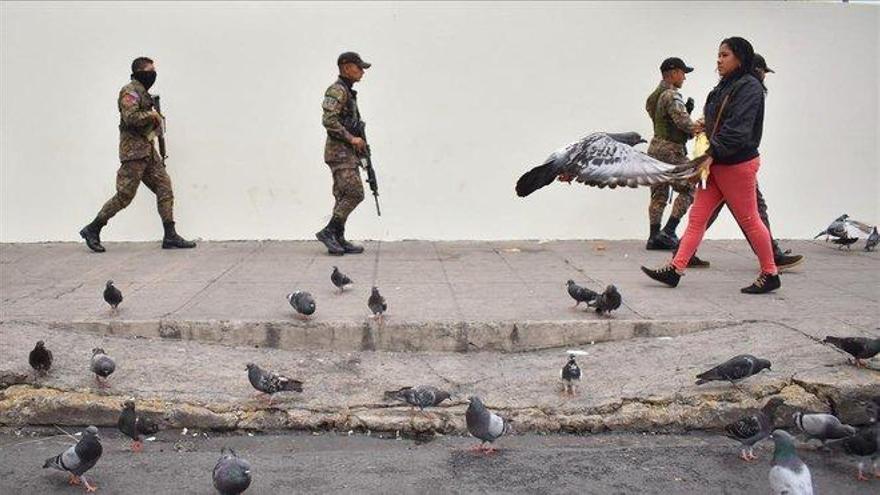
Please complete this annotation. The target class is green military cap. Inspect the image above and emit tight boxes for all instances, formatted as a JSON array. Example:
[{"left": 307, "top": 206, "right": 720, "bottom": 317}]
[
  {"left": 337, "top": 52, "right": 371, "bottom": 69},
  {"left": 660, "top": 57, "right": 693, "bottom": 73}
]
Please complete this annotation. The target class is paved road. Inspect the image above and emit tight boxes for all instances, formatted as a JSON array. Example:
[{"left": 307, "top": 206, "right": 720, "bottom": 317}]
[{"left": 0, "top": 429, "right": 871, "bottom": 494}]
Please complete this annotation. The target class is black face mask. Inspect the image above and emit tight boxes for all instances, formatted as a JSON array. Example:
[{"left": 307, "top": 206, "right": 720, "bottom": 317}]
[{"left": 132, "top": 70, "right": 157, "bottom": 90}]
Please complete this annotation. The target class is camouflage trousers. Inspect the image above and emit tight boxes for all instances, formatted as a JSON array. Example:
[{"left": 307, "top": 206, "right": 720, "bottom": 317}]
[
  {"left": 96, "top": 156, "right": 174, "bottom": 223},
  {"left": 331, "top": 167, "right": 364, "bottom": 223},
  {"left": 647, "top": 138, "right": 693, "bottom": 224}
]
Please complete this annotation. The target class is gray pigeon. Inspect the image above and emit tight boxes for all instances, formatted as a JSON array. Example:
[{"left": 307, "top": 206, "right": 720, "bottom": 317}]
[
  {"left": 383, "top": 385, "right": 451, "bottom": 412},
  {"left": 331, "top": 266, "right": 353, "bottom": 293},
  {"left": 90, "top": 347, "right": 116, "bottom": 388},
  {"left": 246, "top": 363, "right": 303, "bottom": 404},
  {"left": 118, "top": 399, "right": 159, "bottom": 453},
  {"left": 560, "top": 354, "right": 582, "bottom": 396},
  {"left": 466, "top": 396, "right": 511, "bottom": 453},
  {"left": 588, "top": 284, "right": 622, "bottom": 315},
  {"left": 696, "top": 354, "right": 771, "bottom": 385},
  {"left": 286, "top": 291, "right": 316, "bottom": 318},
  {"left": 43, "top": 425, "right": 102, "bottom": 492},
  {"left": 566, "top": 280, "right": 598, "bottom": 307},
  {"left": 723, "top": 397, "right": 786, "bottom": 461},
  {"left": 823, "top": 336, "right": 880, "bottom": 367},
  {"left": 768, "top": 430, "right": 814, "bottom": 495},
  {"left": 814, "top": 214, "right": 849, "bottom": 240},
  {"left": 866, "top": 227, "right": 879, "bottom": 251},
  {"left": 831, "top": 236, "right": 859, "bottom": 249},
  {"left": 824, "top": 399, "right": 879, "bottom": 481},
  {"left": 29, "top": 340, "right": 53, "bottom": 376},
  {"left": 213, "top": 447, "right": 252, "bottom": 495},
  {"left": 103, "top": 280, "right": 123, "bottom": 311},
  {"left": 516, "top": 131, "right": 705, "bottom": 196},
  {"left": 793, "top": 411, "right": 857, "bottom": 447},
  {"left": 368, "top": 286, "right": 387, "bottom": 319}
]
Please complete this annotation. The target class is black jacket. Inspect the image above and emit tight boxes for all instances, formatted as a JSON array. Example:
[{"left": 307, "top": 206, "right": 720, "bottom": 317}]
[{"left": 704, "top": 72, "right": 764, "bottom": 165}]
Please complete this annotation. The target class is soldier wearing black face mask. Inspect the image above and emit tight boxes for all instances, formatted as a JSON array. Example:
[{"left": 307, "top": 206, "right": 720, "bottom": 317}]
[{"left": 79, "top": 56, "right": 195, "bottom": 252}]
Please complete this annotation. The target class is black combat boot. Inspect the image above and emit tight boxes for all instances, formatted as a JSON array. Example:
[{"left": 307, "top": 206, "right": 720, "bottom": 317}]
[
  {"left": 741, "top": 272, "right": 781, "bottom": 294},
  {"left": 661, "top": 216, "right": 682, "bottom": 245},
  {"left": 646, "top": 231, "right": 679, "bottom": 250},
  {"left": 79, "top": 219, "right": 107, "bottom": 253},
  {"left": 645, "top": 223, "right": 661, "bottom": 250},
  {"left": 335, "top": 222, "right": 364, "bottom": 254},
  {"left": 316, "top": 219, "right": 345, "bottom": 256},
  {"left": 162, "top": 221, "right": 197, "bottom": 249},
  {"left": 640, "top": 264, "right": 682, "bottom": 288}
]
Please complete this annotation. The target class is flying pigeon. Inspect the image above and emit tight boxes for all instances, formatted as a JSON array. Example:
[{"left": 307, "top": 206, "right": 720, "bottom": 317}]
[
  {"left": 825, "top": 399, "right": 879, "bottom": 481},
  {"left": 793, "top": 411, "right": 857, "bottom": 447},
  {"left": 286, "top": 291, "right": 316, "bottom": 319},
  {"left": 90, "top": 348, "right": 116, "bottom": 388},
  {"left": 103, "top": 280, "right": 123, "bottom": 311},
  {"left": 823, "top": 336, "right": 880, "bottom": 368},
  {"left": 814, "top": 214, "right": 873, "bottom": 241},
  {"left": 43, "top": 425, "right": 102, "bottom": 493},
  {"left": 246, "top": 363, "right": 303, "bottom": 404},
  {"left": 331, "top": 266, "right": 353, "bottom": 293},
  {"left": 768, "top": 430, "right": 814, "bottom": 495},
  {"left": 814, "top": 214, "right": 851, "bottom": 240},
  {"left": 466, "top": 396, "right": 512, "bottom": 453},
  {"left": 588, "top": 284, "right": 622, "bottom": 315},
  {"left": 866, "top": 227, "right": 879, "bottom": 251},
  {"left": 723, "top": 397, "right": 785, "bottom": 461},
  {"left": 368, "top": 286, "right": 387, "bottom": 319},
  {"left": 560, "top": 354, "right": 582, "bottom": 396},
  {"left": 213, "top": 447, "right": 252, "bottom": 495},
  {"left": 383, "top": 385, "right": 451, "bottom": 413},
  {"left": 515, "top": 131, "right": 706, "bottom": 197},
  {"left": 695, "top": 354, "right": 771, "bottom": 385},
  {"left": 567, "top": 280, "right": 598, "bottom": 307},
  {"left": 117, "top": 399, "right": 159, "bottom": 453},
  {"left": 29, "top": 340, "right": 53, "bottom": 376}
]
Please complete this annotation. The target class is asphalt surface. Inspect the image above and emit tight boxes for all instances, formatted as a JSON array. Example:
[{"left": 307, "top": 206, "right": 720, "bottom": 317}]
[{"left": 0, "top": 428, "right": 872, "bottom": 494}]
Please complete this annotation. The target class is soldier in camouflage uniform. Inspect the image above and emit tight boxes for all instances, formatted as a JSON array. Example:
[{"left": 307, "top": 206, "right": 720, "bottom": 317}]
[
  {"left": 315, "top": 52, "right": 371, "bottom": 256},
  {"left": 79, "top": 57, "right": 195, "bottom": 252},
  {"left": 644, "top": 58, "right": 705, "bottom": 266}
]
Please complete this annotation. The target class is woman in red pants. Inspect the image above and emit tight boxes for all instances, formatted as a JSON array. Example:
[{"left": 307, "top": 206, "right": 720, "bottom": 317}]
[{"left": 642, "top": 36, "right": 780, "bottom": 294}]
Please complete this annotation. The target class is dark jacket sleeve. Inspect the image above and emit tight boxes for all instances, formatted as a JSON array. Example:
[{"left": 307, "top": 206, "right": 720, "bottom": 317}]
[{"left": 708, "top": 79, "right": 763, "bottom": 159}]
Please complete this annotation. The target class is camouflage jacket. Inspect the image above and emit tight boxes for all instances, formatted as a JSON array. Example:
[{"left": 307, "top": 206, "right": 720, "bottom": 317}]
[
  {"left": 322, "top": 78, "right": 362, "bottom": 169},
  {"left": 645, "top": 81, "right": 694, "bottom": 150},
  {"left": 118, "top": 79, "right": 160, "bottom": 162}
]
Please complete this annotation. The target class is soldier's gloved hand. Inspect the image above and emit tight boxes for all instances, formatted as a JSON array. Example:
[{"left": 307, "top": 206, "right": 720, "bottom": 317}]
[
  {"left": 685, "top": 97, "right": 695, "bottom": 114},
  {"left": 350, "top": 137, "right": 367, "bottom": 154}
]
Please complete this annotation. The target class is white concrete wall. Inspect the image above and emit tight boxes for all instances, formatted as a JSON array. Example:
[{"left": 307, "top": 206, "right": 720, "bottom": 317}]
[{"left": 1, "top": 1, "right": 877, "bottom": 242}]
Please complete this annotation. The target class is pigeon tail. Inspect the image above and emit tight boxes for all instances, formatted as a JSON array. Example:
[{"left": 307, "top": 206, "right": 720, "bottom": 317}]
[
  {"left": 42, "top": 454, "right": 62, "bottom": 470},
  {"left": 281, "top": 379, "right": 304, "bottom": 393},
  {"left": 516, "top": 159, "right": 559, "bottom": 197},
  {"left": 383, "top": 387, "right": 411, "bottom": 401}
]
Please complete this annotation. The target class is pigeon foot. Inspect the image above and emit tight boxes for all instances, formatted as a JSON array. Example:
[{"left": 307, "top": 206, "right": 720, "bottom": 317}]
[
  {"left": 131, "top": 440, "right": 143, "bottom": 453},
  {"left": 68, "top": 473, "right": 81, "bottom": 486},
  {"left": 81, "top": 476, "right": 97, "bottom": 493}
]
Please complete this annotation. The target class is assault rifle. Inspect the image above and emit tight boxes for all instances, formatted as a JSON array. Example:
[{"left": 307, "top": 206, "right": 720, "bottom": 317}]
[
  {"left": 152, "top": 94, "right": 168, "bottom": 162},
  {"left": 353, "top": 122, "right": 381, "bottom": 216}
]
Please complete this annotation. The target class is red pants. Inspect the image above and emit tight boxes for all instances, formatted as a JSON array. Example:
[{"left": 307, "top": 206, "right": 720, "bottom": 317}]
[{"left": 672, "top": 157, "right": 777, "bottom": 274}]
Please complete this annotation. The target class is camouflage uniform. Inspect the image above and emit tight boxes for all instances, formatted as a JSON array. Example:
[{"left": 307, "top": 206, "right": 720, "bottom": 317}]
[
  {"left": 645, "top": 81, "right": 695, "bottom": 225},
  {"left": 95, "top": 79, "right": 173, "bottom": 223},
  {"left": 322, "top": 78, "right": 364, "bottom": 223}
]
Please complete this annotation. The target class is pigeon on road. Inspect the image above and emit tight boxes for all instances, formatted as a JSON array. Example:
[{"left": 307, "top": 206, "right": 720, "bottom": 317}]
[
  {"left": 724, "top": 397, "right": 785, "bottom": 461},
  {"left": 117, "top": 399, "right": 159, "bottom": 453},
  {"left": 103, "top": 280, "right": 123, "bottom": 311},
  {"left": 90, "top": 348, "right": 116, "bottom": 388},
  {"left": 286, "top": 291, "right": 316, "bottom": 319},
  {"left": 466, "top": 396, "right": 511, "bottom": 453},
  {"left": 823, "top": 336, "right": 880, "bottom": 368},
  {"left": 331, "top": 266, "right": 353, "bottom": 293},
  {"left": 43, "top": 425, "right": 102, "bottom": 493},
  {"left": 368, "top": 286, "right": 387, "bottom": 319},
  {"left": 588, "top": 284, "right": 622, "bottom": 315},
  {"left": 213, "top": 447, "right": 252, "bottom": 495},
  {"left": 793, "top": 411, "right": 857, "bottom": 447},
  {"left": 246, "top": 363, "right": 303, "bottom": 404},
  {"left": 560, "top": 354, "right": 582, "bottom": 396},
  {"left": 383, "top": 386, "right": 451, "bottom": 412},
  {"left": 769, "top": 430, "right": 814, "bottom": 495},
  {"left": 566, "top": 280, "right": 598, "bottom": 307},
  {"left": 695, "top": 354, "right": 771, "bottom": 385},
  {"left": 825, "top": 399, "right": 879, "bottom": 481},
  {"left": 866, "top": 227, "right": 879, "bottom": 252},
  {"left": 29, "top": 340, "right": 53, "bottom": 376}
]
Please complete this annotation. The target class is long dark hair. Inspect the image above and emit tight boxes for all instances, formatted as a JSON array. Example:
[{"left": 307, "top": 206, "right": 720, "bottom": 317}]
[{"left": 720, "top": 36, "right": 765, "bottom": 90}]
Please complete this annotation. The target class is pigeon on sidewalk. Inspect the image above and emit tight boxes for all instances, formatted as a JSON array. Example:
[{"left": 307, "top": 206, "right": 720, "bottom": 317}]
[
  {"left": 90, "top": 348, "right": 116, "bottom": 388},
  {"left": 286, "top": 291, "right": 316, "bottom": 319},
  {"left": 723, "top": 397, "right": 785, "bottom": 462},
  {"left": 814, "top": 214, "right": 850, "bottom": 240},
  {"left": 824, "top": 399, "right": 879, "bottom": 481},
  {"left": 588, "top": 284, "right": 622, "bottom": 315},
  {"left": 695, "top": 354, "right": 771, "bottom": 385},
  {"left": 103, "top": 280, "right": 123, "bottom": 312},
  {"left": 466, "top": 396, "right": 512, "bottom": 453},
  {"left": 43, "top": 425, "right": 102, "bottom": 493},
  {"left": 117, "top": 399, "right": 159, "bottom": 453},
  {"left": 331, "top": 266, "right": 353, "bottom": 293},
  {"left": 566, "top": 280, "right": 598, "bottom": 307},
  {"left": 246, "top": 363, "right": 303, "bottom": 405},
  {"left": 823, "top": 336, "right": 880, "bottom": 368},
  {"left": 560, "top": 354, "right": 582, "bottom": 396},
  {"left": 866, "top": 227, "right": 879, "bottom": 252},
  {"left": 793, "top": 411, "right": 857, "bottom": 447},
  {"left": 29, "top": 340, "right": 53, "bottom": 376},
  {"left": 213, "top": 447, "right": 252, "bottom": 495},
  {"left": 831, "top": 236, "right": 860, "bottom": 250},
  {"left": 769, "top": 430, "right": 814, "bottom": 495},
  {"left": 368, "top": 287, "right": 387, "bottom": 320},
  {"left": 383, "top": 386, "right": 451, "bottom": 412}
]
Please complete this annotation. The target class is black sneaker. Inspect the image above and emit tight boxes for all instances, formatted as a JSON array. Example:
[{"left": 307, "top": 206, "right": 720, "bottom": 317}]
[
  {"left": 741, "top": 272, "right": 781, "bottom": 294},
  {"left": 641, "top": 264, "right": 681, "bottom": 288},
  {"left": 774, "top": 253, "right": 804, "bottom": 271},
  {"left": 688, "top": 255, "right": 710, "bottom": 268},
  {"left": 646, "top": 232, "right": 679, "bottom": 251}
]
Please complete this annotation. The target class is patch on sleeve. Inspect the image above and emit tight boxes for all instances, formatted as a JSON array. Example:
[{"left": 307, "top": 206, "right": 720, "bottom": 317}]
[
  {"left": 322, "top": 96, "right": 340, "bottom": 112},
  {"left": 122, "top": 92, "right": 140, "bottom": 106}
]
